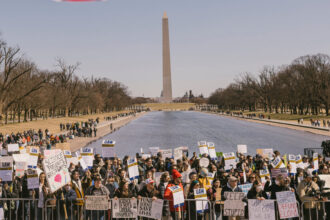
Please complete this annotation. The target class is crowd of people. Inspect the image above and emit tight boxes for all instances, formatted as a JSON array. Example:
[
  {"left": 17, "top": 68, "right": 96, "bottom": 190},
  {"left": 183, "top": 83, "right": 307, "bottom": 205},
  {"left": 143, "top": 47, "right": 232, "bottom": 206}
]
[{"left": 0, "top": 140, "right": 329, "bottom": 219}]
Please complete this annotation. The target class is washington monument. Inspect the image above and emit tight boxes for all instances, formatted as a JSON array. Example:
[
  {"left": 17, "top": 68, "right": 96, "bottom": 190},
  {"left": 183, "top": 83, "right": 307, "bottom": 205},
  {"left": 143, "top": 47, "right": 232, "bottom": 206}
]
[{"left": 162, "top": 11, "right": 173, "bottom": 103}]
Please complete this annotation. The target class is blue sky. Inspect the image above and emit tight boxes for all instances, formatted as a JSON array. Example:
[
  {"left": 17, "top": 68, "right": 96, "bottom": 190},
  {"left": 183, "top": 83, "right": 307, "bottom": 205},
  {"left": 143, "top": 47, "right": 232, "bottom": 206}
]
[{"left": 1, "top": 0, "right": 330, "bottom": 97}]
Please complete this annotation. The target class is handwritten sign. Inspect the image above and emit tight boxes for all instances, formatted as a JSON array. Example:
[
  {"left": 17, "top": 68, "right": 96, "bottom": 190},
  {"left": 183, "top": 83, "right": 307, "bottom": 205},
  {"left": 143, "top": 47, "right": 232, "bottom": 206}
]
[
  {"left": 224, "top": 192, "right": 245, "bottom": 217},
  {"left": 112, "top": 198, "right": 138, "bottom": 218},
  {"left": 137, "top": 197, "right": 163, "bottom": 219},
  {"left": 237, "top": 145, "right": 247, "bottom": 154},
  {"left": 276, "top": 191, "right": 299, "bottom": 219},
  {"left": 248, "top": 199, "right": 275, "bottom": 220},
  {"left": 85, "top": 196, "right": 110, "bottom": 210},
  {"left": 198, "top": 141, "right": 209, "bottom": 155},
  {"left": 7, "top": 144, "right": 19, "bottom": 152},
  {"left": 42, "top": 150, "right": 71, "bottom": 193}
]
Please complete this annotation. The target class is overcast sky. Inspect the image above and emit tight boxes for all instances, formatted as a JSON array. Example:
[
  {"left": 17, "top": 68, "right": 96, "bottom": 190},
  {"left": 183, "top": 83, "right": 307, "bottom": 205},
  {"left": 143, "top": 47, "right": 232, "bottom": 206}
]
[{"left": 1, "top": 0, "right": 330, "bottom": 98}]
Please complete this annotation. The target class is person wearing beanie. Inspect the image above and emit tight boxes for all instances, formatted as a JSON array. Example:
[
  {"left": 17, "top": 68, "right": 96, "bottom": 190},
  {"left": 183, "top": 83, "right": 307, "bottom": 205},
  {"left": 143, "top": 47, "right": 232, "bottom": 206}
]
[{"left": 164, "top": 169, "right": 186, "bottom": 219}]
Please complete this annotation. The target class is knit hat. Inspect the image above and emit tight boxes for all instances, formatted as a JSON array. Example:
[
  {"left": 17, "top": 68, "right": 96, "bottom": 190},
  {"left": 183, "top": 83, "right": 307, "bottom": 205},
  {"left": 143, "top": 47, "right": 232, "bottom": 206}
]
[{"left": 172, "top": 169, "right": 182, "bottom": 179}]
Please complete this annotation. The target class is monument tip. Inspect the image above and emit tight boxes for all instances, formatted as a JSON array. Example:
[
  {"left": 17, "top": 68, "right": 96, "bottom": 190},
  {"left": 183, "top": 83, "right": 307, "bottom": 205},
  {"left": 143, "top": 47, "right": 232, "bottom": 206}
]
[{"left": 163, "top": 11, "right": 168, "bottom": 18}]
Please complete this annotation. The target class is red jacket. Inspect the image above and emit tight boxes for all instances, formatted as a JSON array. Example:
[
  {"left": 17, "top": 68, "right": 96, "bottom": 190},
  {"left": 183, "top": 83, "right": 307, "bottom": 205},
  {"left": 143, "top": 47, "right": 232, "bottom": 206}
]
[{"left": 164, "top": 182, "right": 186, "bottom": 212}]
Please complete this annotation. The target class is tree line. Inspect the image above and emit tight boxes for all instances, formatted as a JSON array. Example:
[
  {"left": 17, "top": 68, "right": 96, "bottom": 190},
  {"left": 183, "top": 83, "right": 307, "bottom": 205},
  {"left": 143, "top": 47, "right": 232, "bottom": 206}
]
[
  {"left": 0, "top": 37, "right": 132, "bottom": 124},
  {"left": 208, "top": 53, "right": 330, "bottom": 115}
]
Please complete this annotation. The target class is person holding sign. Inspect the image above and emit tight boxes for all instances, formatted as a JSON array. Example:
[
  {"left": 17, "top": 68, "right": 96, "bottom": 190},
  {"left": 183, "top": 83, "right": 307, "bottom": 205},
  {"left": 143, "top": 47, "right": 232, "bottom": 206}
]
[
  {"left": 187, "top": 180, "right": 204, "bottom": 220},
  {"left": 164, "top": 169, "right": 185, "bottom": 220},
  {"left": 247, "top": 180, "right": 267, "bottom": 200},
  {"left": 207, "top": 179, "right": 222, "bottom": 220}
]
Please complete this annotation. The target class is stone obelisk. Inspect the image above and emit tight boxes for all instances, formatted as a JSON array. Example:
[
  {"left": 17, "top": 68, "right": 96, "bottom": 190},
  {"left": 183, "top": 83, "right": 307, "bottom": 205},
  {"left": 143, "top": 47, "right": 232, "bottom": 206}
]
[{"left": 162, "top": 11, "right": 172, "bottom": 103}]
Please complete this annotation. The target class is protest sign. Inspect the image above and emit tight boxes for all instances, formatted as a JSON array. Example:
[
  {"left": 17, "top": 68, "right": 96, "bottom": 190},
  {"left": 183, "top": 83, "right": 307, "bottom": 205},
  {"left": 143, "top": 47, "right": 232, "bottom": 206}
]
[
  {"left": 101, "top": 140, "right": 115, "bottom": 158},
  {"left": 112, "top": 198, "right": 138, "bottom": 218},
  {"left": 194, "top": 188, "right": 208, "bottom": 213},
  {"left": 207, "top": 171, "right": 215, "bottom": 185},
  {"left": 85, "top": 196, "right": 110, "bottom": 210},
  {"left": 199, "top": 158, "right": 209, "bottom": 168},
  {"left": 237, "top": 145, "right": 247, "bottom": 154},
  {"left": 42, "top": 150, "right": 71, "bottom": 193},
  {"left": 137, "top": 197, "right": 163, "bottom": 219},
  {"left": 207, "top": 142, "right": 217, "bottom": 160},
  {"left": 223, "top": 152, "right": 236, "bottom": 170},
  {"left": 248, "top": 199, "right": 275, "bottom": 220},
  {"left": 223, "top": 192, "right": 245, "bottom": 217},
  {"left": 80, "top": 148, "right": 94, "bottom": 168},
  {"left": 169, "top": 185, "right": 184, "bottom": 208},
  {"left": 127, "top": 158, "right": 139, "bottom": 180},
  {"left": 319, "top": 175, "right": 330, "bottom": 188},
  {"left": 13, "top": 153, "right": 29, "bottom": 177},
  {"left": 276, "top": 191, "right": 299, "bottom": 219},
  {"left": 28, "top": 147, "right": 39, "bottom": 169},
  {"left": 74, "top": 151, "right": 87, "bottom": 170},
  {"left": 198, "top": 141, "right": 209, "bottom": 155},
  {"left": 7, "top": 144, "right": 19, "bottom": 152},
  {"left": 27, "top": 169, "right": 39, "bottom": 189},
  {"left": 19, "top": 143, "right": 26, "bottom": 154},
  {"left": 271, "top": 168, "right": 288, "bottom": 178},
  {"left": 55, "top": 142, "right": 70, "bottom": 151},
  {"left": 288, "top": 154, "right": 297, "bottom": 174},
  {"left": 238, "top": 183, "right": 252, "bottom": 195},
  {"left": 141, "top": 154, "right": 151, "bottom": 160},
  {"left": 260, "top": 169, "right": 270, "bottom": 183},
  {"left": 154, "top": 172, "right": 164, "bottom": 187},
  {"left": 181, "top": 170, "right": 190, "bottom": 184},
  {"left": 149, "top": 147, "right": 159, "bottom": 156},
  {"left": 173, "top": 147, "right": 183, "bottom": 161},
  {"left": 296, "top": 154, "right": 304, "bottom": 168},
  {"left": 313, "top": 153, "right": 318, "bottom": 171},
  {"left": 160, "top": 149, "right": 172, "bottom": 160},
  {"left": 63, "top": 150, "right": 78, "bottom": 167},
  {"left": 257, "top": 148, "right": 273, "bottom": 159},
  {"left": 0, "top": 156, "right": 13, "bottom": 181},
  {"left": 271, "top": 156, "right": 285, "bottom": 168}
]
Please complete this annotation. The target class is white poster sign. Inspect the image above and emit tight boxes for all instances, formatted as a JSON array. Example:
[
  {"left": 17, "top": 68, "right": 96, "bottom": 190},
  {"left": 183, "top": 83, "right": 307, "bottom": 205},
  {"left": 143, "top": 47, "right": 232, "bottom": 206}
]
[
  {"left": 237, "top": 145, "right": 247, "bottom": 154},
  {"left": 207, "top": 142, "right": 217, "bottom": 160},
  {"left": 248, "top": 199, "right": 275, "bottom": 220},
  {"left": 169, "top": 185, "right": 184, "bottom": 208},
  {"left": 7, "top": 144, "right": 19, "bottom": 152},
  {"left": 80, "top": 148, "right": 94, "bottom": 168},
  {"left": 313, "top": 153, "right": 318, "bottom": 171},
  {"left": 276, "top": 191, "right": 299, "bottom": 219},
  {"left": 223, "top": 152, "right": 236, "bottom": 170},
  {"left": 102, "top": 140, "right": 115, "bottom": 158},
  {"left": 223, "top": 192, "right": 245, "bottom": 217},
  {"left": 160, "top": 149, "right": 172, "bottom": 160},
  {"left": 28, "top": 147, "right": 39, "bottom": 169},
  {"left": 194, "top": 188, "right": 208, "bottom": 213},
  {"left": 173, "top": 147, "right": 183, "bottom": 161},
  {"left": 198, "top": 141, "right": 209, "bottom": 155},
  {"left": 138, "top": 197, "right": 163, "bottom": 219},
  {"left": 0, "top": 156, "right": 13, "bottom": 181},
  {"left": 85, "top": 196, "right": 110, "bottom": 210},
  {"left": 149, "top": 147, "right": 160, "bottom": 156},
  {"left": 271, "top": 156, "right": 285, "bottom": 169},
  {"left": 42, "top": 150, "right": 71, "bottom": 193},
  {"left": 27, "top": 169, "right": 39, "bottom": 189},
  {"left": 112, "top": 198, "right": 138, "bottom": 219},
  {"left": 199, "top": 158, "right": 209, "bottom": 168},
  {"left": 288, "top": 154, "right": 297, "bottom": 174},
  {"left": 127, "top": 158, "right": 139, "bottom": 180}
]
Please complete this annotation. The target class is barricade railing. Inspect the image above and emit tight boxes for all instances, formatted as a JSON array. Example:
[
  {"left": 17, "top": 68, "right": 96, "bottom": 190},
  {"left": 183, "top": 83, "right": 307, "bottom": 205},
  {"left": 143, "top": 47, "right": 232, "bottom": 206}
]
[
  {"left": 301, "top": 200, "right": 330, "bottom": 220},
  {"left": 0, "top": 198, "right": 39, "bottom": 220}
]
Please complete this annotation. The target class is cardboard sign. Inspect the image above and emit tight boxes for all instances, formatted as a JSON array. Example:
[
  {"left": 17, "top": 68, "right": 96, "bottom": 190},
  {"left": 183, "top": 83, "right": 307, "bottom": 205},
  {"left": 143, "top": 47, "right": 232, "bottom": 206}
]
[
  {"left": 160, "top": 149, "right": 172, "bottom": 160},
  {"left": 137, "top": 197, "right": 163, "bottom": 219},
  {"left": 199, "top": 158, "right": 209, "bottom": 168},
  {"left": 28, "top": 147, "right": 39, "bottom": 169},
  {"left": 42, "top": 150, "right": 71, "bottom": 193},
  {"left": 198, "top": 141, "right": 209, "bottom": 155},
  {"left": 85, "top": 196, "right": 110, "bottom": 210},
  {"left": 223, "top": 192, "right": 245, "bottom": 217},
  {"left": 7, "top": 144, "right": 19, "bottom": 152},
  {"left": 102, "top": 140, "right": 115, "bottom": 158},
  {"left": 238, "top": 183, "right": 253, "bottom": 195},
  {"left": 173, "top": 147, "right": 183, "bottom": 161},
  {"left": 27, "top": 169, "right": 39, "bottom": 189},
  {"left": 276, "top": 191, "right": 299, "bottom": 219},
  {"left": 149, "top": 147, "right": 160, "bottom": 156},
  {"left": 169, "top": 185, "right": 184, "bottom": 208},
  {"left": 194, "top": 188, "right": 208, "bottom": 213},
  {"left": 0, "top": 156, "right": 13, "bottom": 181},
  {"left": 237, "top": 145, "right": 247, "bottom": 154},
  {"left": 81, "top": 148, "right": 94, "bottom": 168},
  {"left": 127, "top": 158, "right": 139, "bottom": 180},
  {"left": 206, "top": 142, "right": 217, "bottom": 160},
  {"left": 223, "top": 152, "right": 236, "bottom": 170},
  {"left": 248, "top": 199, "right": 275, "bottom": 220},
  {"left": 112, "top": 198, "right": 138, "bottom": 219}
]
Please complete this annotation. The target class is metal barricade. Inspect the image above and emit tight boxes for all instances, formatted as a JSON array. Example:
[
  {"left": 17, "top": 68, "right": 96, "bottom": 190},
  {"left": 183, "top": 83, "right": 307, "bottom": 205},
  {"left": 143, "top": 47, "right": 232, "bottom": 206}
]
[
  {"left": 0, "top": 198, "right": 39, "bottom": 220},
  {"left": 44, "top": 198, "right": 84, "bottom": 220},
  {"left": 301, "top": 200, "right": 330, "bottom": 220}
]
